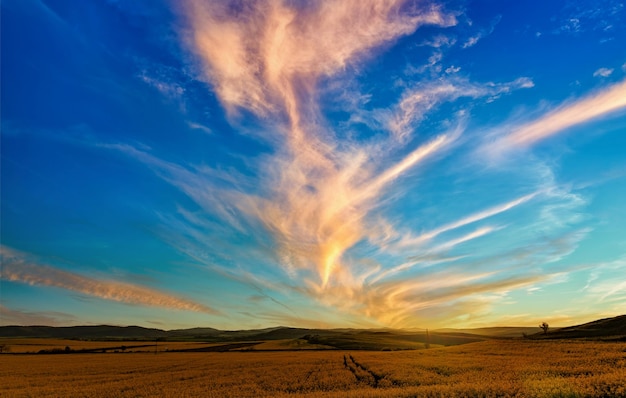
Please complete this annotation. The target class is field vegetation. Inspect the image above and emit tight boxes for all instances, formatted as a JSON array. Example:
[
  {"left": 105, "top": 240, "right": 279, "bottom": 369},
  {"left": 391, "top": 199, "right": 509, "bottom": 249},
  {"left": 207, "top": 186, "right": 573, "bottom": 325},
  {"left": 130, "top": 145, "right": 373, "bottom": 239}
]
[{"left": 1, "top": 340, "right": 625, "bottom": 397}]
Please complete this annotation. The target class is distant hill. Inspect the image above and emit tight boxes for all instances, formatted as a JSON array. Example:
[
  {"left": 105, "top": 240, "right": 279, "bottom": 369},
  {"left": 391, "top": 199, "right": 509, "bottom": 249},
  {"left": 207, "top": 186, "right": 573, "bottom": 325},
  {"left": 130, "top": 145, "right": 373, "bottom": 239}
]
[
  {"left": 0, "top": 324, "right": 487, "bottom": 348},
  {"left": 303, "top": 330, "right": 488, "bottom": 350},
  {"left": 2, "top": 315, "right": 624, "bottom": 346},
  {"left": 0, "top": 325, "right": 167, "bottom": 339},
  {"left": 0, "top": 325, "right": 287, "bottom": 341},
  {"left": 532, "top": 315, "right": 626, "bottom": 340},
  {"left": 435, "top": 327, "right": 540, "bottom": 338}
]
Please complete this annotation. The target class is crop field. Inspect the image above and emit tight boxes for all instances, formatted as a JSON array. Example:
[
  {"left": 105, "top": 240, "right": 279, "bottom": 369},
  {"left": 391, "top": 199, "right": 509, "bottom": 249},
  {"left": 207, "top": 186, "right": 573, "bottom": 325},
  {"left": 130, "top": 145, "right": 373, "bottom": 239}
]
[{"left": 1, "top": 340, "right": 625, "bottom": 397}]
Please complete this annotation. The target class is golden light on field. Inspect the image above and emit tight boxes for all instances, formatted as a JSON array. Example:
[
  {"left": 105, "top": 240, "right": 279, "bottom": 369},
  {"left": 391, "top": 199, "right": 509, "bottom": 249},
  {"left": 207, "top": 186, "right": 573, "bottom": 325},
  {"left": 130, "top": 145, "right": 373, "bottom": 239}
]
[{"left": 2, "top": 340, "right": 625, "bottom": 397}]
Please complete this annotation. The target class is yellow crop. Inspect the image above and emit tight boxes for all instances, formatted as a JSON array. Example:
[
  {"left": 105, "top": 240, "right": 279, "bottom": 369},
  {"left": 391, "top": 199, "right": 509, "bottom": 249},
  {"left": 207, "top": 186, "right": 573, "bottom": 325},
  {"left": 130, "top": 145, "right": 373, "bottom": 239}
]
[{"left": 1, "top": 340, "right": 624, "bottom": 397}]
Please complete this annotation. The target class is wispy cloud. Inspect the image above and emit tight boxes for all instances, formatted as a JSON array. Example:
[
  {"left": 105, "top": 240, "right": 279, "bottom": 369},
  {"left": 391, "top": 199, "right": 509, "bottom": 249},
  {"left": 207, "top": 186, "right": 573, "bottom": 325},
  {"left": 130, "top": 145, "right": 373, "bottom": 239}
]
[
  {"left": 485, "top": 79, "right": 626, "bottom": 154},
  {"left": 461, "top": 35, "right": 481, "bottom": 48},
  {"left": 0, "top": 246, "right": 218, "bottom": 315},
  {"left": 360, "top": 273, "right": 554, "bottom": 327},
  {"left": 98, "top": 1, "right": 616, "bottom": 328},
  {"left": 554, "top": 1, "right": 624, "bottom": 36},
  {"left": 418, "top": 34, "right": 457, "bottom": 48},
  {"left": 593, "top": 67, "right": 614, "bottom": 78},
  {"left": 187, "top": 121, "right": 212, "bottom": 135},
  {"left": 139, "top": 72, "right": 185, "bottom": 99},
  {"left": 580, "top": 257, "right": 626, "bottom": 303},
  {"left": 180, "top": 0, "right": 457, "bottom": 118},
  {"left": 385, "top": 76, "right": 534, "bottom": 142},
  {"left": 169, "top": 0, "right": 462, "bottom": 292},
  {"left": 461, "top": 15, "right": 501, "bottom": 48},
  {"left": 111, "top": 136, "right": 594, "bottom": 327},
  {"left": 558, "top": 18, "right": 582, "bottom": 34},
  {"left": 397, "top": 193, "right": 537, "bottom": 247},
  {"left": 6, "top": 0, "right": 624, "bottom": 331}
]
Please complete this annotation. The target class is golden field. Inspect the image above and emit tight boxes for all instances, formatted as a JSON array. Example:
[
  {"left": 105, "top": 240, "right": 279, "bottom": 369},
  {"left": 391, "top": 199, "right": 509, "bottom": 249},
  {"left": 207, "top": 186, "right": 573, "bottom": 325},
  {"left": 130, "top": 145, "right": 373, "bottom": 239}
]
[{"left": 1, "top": 340, "right": 625, "bottom": 397}]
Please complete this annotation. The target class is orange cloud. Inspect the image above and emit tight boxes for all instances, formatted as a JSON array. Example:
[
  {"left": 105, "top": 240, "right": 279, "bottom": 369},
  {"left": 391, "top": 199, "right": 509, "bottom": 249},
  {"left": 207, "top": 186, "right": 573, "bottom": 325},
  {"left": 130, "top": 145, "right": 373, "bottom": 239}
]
[
  {"left": 0, "top": 247, "right": 218, "bottom": 315},
  {"left": 104, "top": 1, "right": 597, "bottom": 329},
  {"left": 488, "top": 79, "right": 626, "bottom": 153},
  {"left": 182, "top": 0, "right": 456, "bottom": 118},
  {"left": 176, "top": 0, "right": 460, "bottom": 291}
]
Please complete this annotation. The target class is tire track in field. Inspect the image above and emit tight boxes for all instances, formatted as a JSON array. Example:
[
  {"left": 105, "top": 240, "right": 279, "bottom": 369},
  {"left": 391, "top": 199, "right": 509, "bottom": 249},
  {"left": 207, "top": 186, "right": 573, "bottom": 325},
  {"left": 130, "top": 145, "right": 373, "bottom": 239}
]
[
  {"left": 343, "top": 354, "right": 385, "bottom": 388},
  {"left": 302, "top": 360, "right": 324, "bottom": 385}
]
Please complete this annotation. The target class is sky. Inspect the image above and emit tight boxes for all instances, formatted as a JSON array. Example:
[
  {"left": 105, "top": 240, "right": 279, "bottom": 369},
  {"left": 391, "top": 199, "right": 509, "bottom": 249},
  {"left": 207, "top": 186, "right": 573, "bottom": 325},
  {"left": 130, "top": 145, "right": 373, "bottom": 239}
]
[{"left": 1, "top": 0, "right": 625, "bottom": 331}]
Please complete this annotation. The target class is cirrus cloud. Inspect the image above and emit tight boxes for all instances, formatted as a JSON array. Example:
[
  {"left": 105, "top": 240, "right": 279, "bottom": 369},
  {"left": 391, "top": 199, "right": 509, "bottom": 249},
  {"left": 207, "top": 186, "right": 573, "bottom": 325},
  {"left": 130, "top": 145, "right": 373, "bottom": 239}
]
[
  {"left": 0, "top": 246, "right": 219, "bottom": 315},
  {"left": 100, "top": 0, "right": 622, "bottom": 328}
]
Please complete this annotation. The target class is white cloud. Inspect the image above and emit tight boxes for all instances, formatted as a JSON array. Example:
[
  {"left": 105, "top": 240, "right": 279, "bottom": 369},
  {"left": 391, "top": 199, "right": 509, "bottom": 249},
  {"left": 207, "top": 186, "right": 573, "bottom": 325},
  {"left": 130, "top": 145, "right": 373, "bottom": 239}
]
[
  {"left": 554, "top": 2, "right": 624, "bottom": 36},
  {"left": 138, "top": 71, "right": 185, "bottom": 99},
  {"left": 462, "top": 35, "right": 481, "bottom": 48},
  {"left": 385, "top": 76, "right": 534, "bottom": 141},
  {"left": 419, "top": 34, "right": 457, "bottom": 48},
  {"left": 560, "top": 18, "right": 581, "bottom": 33},
  {"left": 397, "top": 193, "right": 537, "bottom": 247},
  {"left": 593, "top": 67, "right": 614, "bottom": 78},
  {"left": 187, "top": 121, "right": 213, "bottom": 135},
  {"left": 461, "top": 15, "right": 501, "bottom": 48}
]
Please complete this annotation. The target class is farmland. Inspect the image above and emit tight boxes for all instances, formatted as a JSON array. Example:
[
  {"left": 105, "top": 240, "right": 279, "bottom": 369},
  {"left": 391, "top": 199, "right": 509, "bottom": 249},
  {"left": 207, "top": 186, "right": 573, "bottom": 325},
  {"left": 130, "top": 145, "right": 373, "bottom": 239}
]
[{"left": 2, "top": 340, "right": 625, "bottom": 397}]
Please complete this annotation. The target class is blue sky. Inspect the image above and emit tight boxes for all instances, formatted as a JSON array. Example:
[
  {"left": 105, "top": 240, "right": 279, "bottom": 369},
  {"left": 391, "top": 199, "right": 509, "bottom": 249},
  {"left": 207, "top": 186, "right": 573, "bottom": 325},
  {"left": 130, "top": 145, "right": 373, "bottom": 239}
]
[{"left": 1, "top": 0, "right": 625, "bottom": 330}]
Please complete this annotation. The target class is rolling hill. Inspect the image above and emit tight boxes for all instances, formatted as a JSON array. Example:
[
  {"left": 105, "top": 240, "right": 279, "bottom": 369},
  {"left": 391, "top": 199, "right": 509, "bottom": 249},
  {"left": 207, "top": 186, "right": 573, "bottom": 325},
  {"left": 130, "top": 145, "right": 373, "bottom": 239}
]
[
  {"left": 1, "top": 315, "right": 624, "bottom": 348},
  {"left": 434, "top": 326, "right": 541, "bottom": 338},
  {"left": 531, "top": 315, "right": 626, "bottom": 340}
]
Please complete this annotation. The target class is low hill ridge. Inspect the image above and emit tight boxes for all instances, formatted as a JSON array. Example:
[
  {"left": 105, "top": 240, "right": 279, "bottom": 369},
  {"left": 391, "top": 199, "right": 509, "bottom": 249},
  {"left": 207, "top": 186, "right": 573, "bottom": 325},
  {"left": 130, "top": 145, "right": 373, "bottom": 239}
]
[
  {"left": 2, "top": 315, "right": 624, "bottom": 342},
  {"left": 534, "top": 315, "right": 626, "bottom": 340}
]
